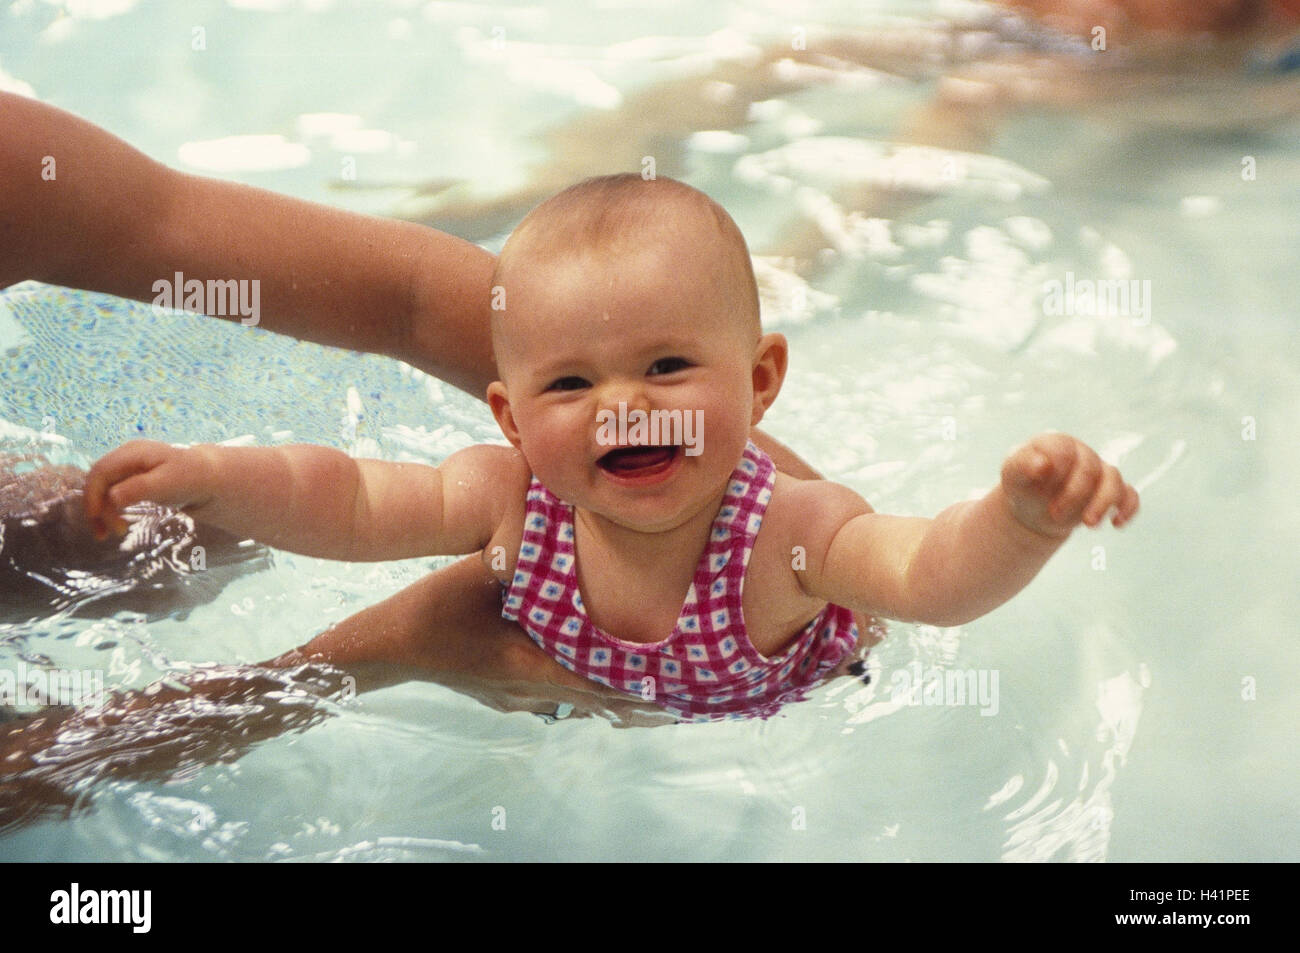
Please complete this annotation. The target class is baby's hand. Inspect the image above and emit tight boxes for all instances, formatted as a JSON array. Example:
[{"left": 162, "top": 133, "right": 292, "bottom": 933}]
[
  {"left": 1000, "top": 433, "right": 1138, "bottom": 540},
  {"left": 84, "top": 439, "right": 213, "bottom": 540}
]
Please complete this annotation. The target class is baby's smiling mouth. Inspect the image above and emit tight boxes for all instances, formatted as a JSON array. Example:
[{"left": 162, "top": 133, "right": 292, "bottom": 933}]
[{"left": 596, "top": 445, "right": 681, "bottom": 475}]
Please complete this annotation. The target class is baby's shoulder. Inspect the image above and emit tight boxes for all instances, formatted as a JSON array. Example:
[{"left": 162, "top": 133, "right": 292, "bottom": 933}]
[
  {"left": 446, "top": 442, "right": 531, "bottom": 486},
  {"left": 740, "top": 473, "right": 876, "bottom": 640},
  {"left": 762, "top": 472, "right": 875, "bottom": 552},
  {"left": 459, "top": 444, "right": 531, "bottom": 584},
  {"left": 441, "top": 441, "right": 531, "bottom": 525}
]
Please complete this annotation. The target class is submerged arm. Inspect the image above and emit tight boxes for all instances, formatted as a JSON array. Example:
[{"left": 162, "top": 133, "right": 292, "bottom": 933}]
[
  {"left": 0, "top": 661, "right": 350, "bottom": 834},
  {"left": 0, "top": 553, "right": 674, "bottom": 833}
]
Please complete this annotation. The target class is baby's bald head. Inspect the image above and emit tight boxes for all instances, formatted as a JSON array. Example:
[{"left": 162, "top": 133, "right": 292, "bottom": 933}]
[{"left": 490, "top": 174, "right": 760, "bottom": 370}]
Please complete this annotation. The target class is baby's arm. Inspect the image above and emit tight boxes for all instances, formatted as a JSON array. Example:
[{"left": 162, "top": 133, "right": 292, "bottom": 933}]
[
  {"left": 83, "top": 439, "right": 524, "bottom": 562},
  {"left": 795, "top": 433, "right": 1139, "bottom": 626}
]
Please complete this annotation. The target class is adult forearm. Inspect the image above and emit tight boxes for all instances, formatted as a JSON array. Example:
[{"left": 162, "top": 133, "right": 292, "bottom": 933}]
[
  {"left": 0, "top": 92, "right": 498, "bottom": 395},
  {"left": 905, "top": 486, "right": 1064, "bottom": 626},
  {"left": 0, "top": 92, "right": 173, "bottom": 293},
  {"left": 0, "top": 663, "right": 345, "bottom": 832},
  {"left": 158, "top": 173, "right": 494, "bottom": 384}
]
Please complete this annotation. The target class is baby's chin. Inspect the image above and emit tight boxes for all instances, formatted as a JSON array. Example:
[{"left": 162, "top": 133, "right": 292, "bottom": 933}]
[{"left": 587, "top": 462, "right": 740, "bottom": 531}]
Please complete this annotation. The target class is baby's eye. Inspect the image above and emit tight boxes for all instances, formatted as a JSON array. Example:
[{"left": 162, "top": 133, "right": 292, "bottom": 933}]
[
  {"left": 647, "top": 357, "right": 691, "bottom": 376},
  {"left": 546, "top": 376, "right": 589, "bottom": 392}
]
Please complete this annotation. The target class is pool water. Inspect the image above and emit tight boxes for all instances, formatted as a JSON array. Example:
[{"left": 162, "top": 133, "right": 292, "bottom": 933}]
[{"left": 2, "top": 0, "right": 1298, "bottom": 861}]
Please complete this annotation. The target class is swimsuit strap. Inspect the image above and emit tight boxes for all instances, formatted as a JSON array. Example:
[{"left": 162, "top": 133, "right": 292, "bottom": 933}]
[{"left": 677, "top": 441, "right": 773, "bottom": 641}]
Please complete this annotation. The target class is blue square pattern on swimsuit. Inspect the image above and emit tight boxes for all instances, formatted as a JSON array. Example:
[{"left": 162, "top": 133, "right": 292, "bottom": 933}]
[{"left": 500, "top": 441, "right": 859, "bottom": 722}]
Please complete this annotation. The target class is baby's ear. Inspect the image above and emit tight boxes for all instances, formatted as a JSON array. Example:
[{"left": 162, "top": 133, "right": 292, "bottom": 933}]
[
  {"left": 750, "top": 332, "right": 788, "bottom": 425},
  {"left": 487, "top": 382, "right": 523, "bottom": 449}
]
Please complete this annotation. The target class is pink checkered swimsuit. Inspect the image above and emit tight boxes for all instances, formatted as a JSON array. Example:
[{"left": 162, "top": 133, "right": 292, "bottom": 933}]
[{"left": 501, "top": 440, "right": 859, "bottom": 722}]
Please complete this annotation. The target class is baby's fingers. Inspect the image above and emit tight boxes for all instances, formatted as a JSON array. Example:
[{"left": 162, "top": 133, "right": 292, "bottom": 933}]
[
  {"left": 1048, "top": 443, "right": 1102, "bottom": 525},
  {"left": 1113, "top": 482, "right": 1140, "bottom": 527},
  {"left": 84, "top": 440, "right": 196, "bottom": 538},
  {"left": 1082, "top": 464, "right": 1124, "bottom": 527},
  {"left": 84, "top": 441, "right": 168, "bottom": 516}
]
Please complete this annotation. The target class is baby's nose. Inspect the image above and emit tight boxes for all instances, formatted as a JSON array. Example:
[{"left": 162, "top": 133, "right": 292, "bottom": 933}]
[{"left": 596, "top": 379, "right": 650, "bottom": 415}]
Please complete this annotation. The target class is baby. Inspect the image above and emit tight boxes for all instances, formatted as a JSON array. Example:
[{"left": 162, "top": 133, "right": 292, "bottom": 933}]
[{"left": 83, "top": 174, "right": 1138, "bottom": 723}]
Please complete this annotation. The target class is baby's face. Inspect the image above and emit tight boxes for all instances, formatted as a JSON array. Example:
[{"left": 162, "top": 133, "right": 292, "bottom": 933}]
[{"left": 489, "top": 241, "right": 769, "bottom": 534}]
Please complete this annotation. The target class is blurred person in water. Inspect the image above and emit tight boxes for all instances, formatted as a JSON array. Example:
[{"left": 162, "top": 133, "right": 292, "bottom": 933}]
[{"left": 400, "top": 0, "right": 1300, "bottom": 270}]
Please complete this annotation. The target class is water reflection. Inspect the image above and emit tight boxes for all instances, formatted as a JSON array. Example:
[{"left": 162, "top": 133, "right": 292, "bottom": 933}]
[{"left": 1, "top": 450, "right": 271, "bottom": 623}]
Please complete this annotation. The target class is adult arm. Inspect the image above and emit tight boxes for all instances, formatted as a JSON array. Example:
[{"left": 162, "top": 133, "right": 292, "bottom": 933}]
[
  {"left": 0, "top": 554, "right": 674, "bottom": 832},
  {"left": 0, "top": 91, "right": 496, "bottom": 396}
]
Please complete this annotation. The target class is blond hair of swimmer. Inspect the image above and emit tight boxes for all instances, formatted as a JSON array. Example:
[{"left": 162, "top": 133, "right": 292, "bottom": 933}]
[{"left": 84, "top": 174, "right": 1138, "bottom": 714}]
